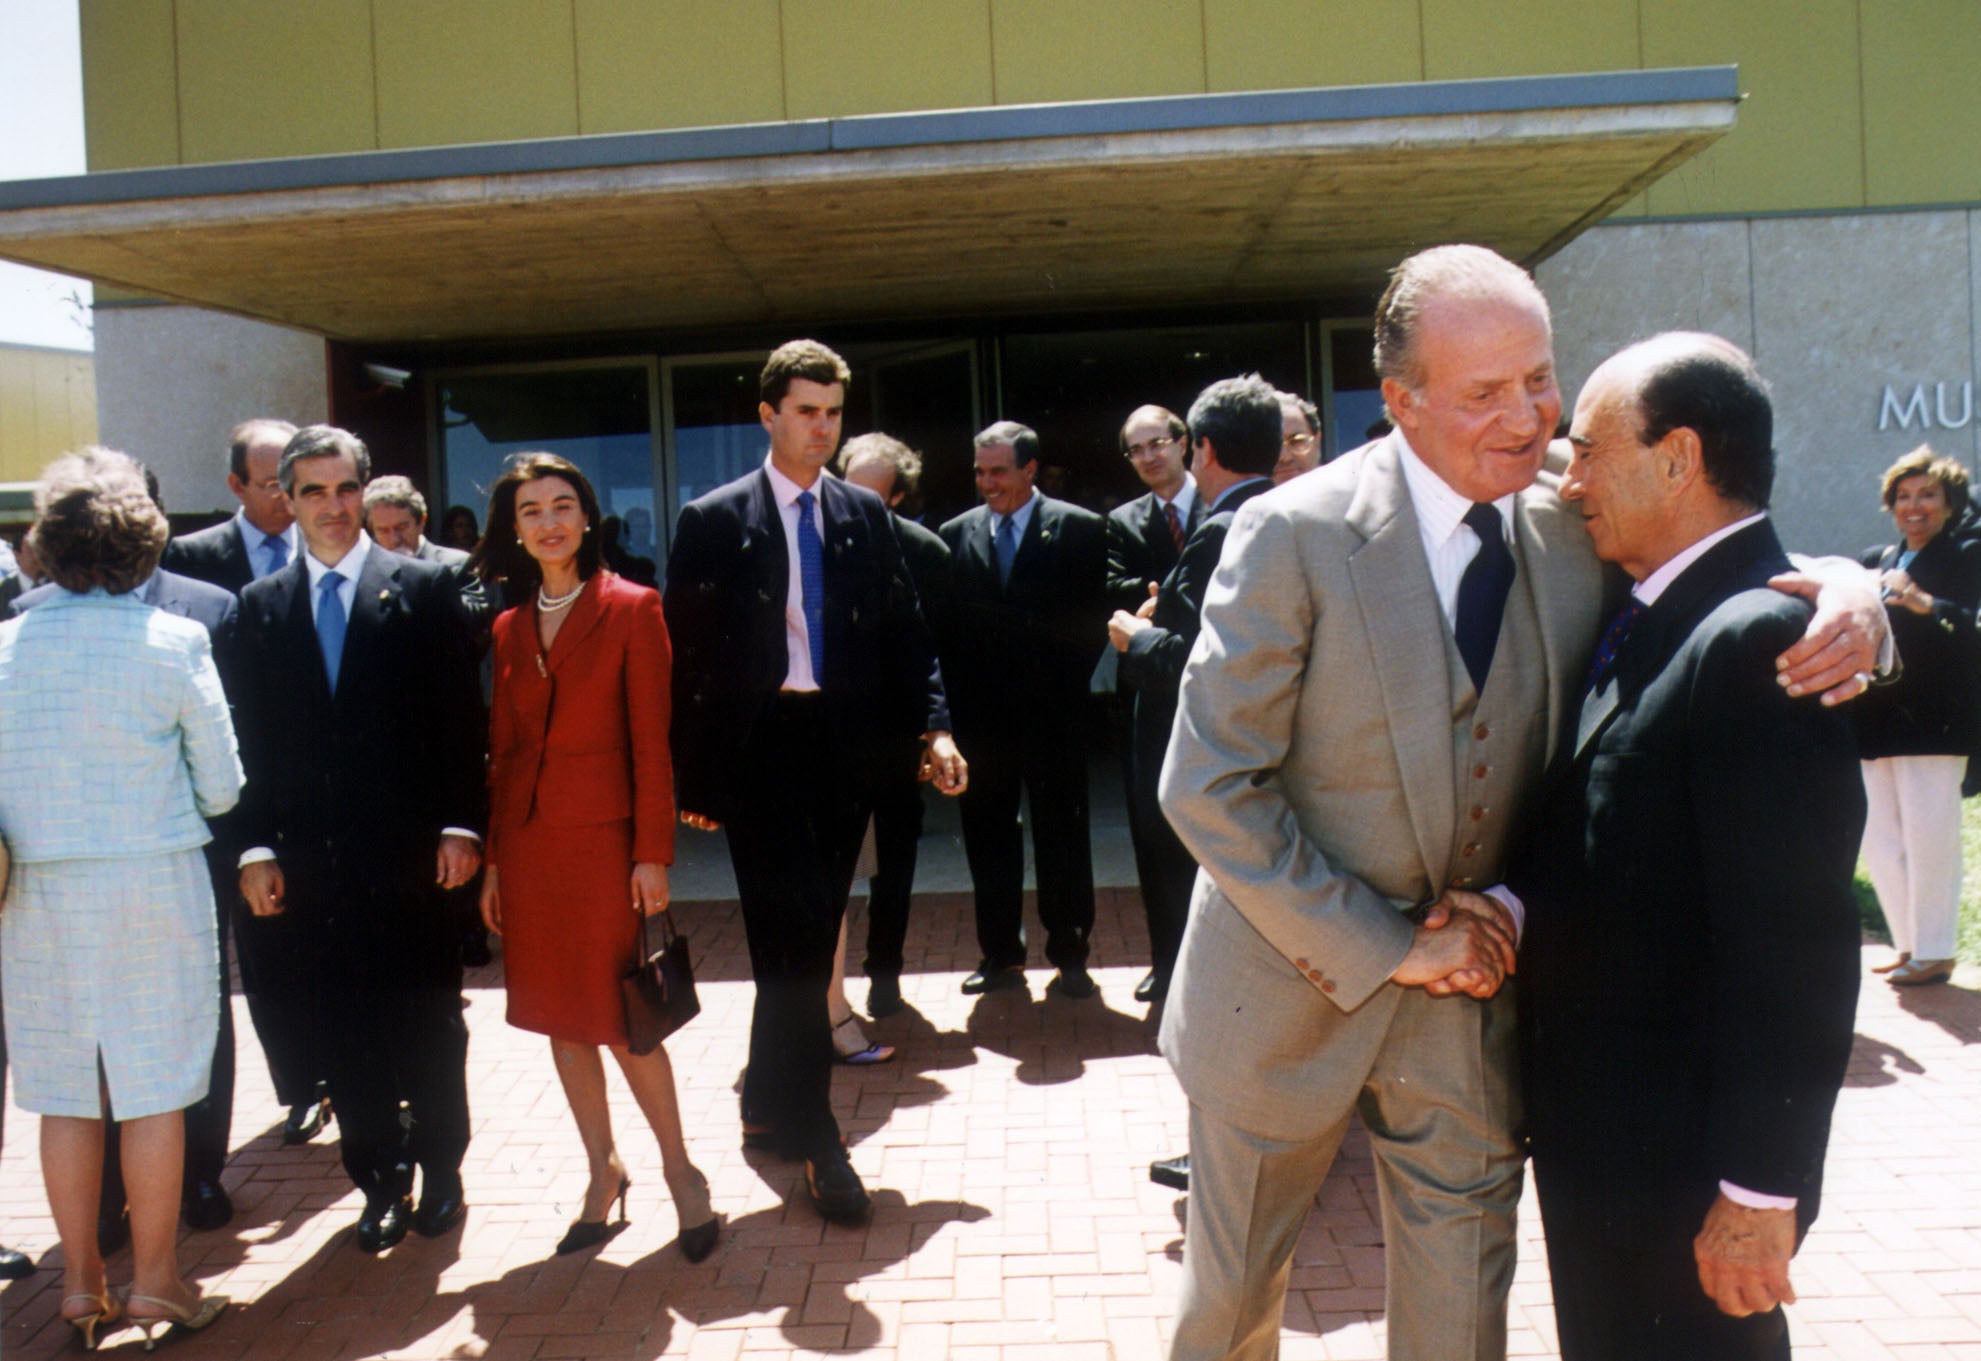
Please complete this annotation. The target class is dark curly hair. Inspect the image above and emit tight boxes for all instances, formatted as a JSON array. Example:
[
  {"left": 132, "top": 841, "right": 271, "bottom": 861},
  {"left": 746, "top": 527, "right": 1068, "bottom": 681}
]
[{"left": 26, "top": 447, "right": 168, "bottom": 595}]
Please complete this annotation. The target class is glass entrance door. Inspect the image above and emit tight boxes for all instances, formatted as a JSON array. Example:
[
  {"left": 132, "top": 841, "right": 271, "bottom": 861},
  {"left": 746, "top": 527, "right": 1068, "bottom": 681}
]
[{"left": 434, "top": 358, "right": 662, "bottom": 570}]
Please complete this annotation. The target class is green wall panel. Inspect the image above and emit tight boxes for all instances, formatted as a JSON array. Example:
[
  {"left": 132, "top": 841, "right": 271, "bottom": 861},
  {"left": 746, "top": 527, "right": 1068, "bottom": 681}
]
[
  {"left": 989, "top": 0, "right": 1206, "bottom": 104},
  {"left": 1204, "top": 0, "right": 1423, "bottom": 91},
  {"left": 176, "top": 0, "right": 377, "bottom": 160},
  {"left": 1860, "top": 0, "right": 1981, "bottom": 206},
  {"left": 575, "top": 0, "right": 786, "bottom": 132},
  {"left": 783, "top": 0, "right": 993, "bottom": 118},
  {"left": 373, "top": 0, "right": 580, "bottom": 149},
  {"left": 1641, "top": 0, "right": 1863, "bottom": 214},
  {"left": 80, "top": 0, "right": 180, "bottom": 170}
]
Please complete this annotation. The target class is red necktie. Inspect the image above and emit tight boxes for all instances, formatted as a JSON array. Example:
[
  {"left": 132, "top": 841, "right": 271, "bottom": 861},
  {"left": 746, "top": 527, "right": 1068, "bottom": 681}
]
[{"left": 1165, "top": 502, "right": 1184, "bottom": 553}]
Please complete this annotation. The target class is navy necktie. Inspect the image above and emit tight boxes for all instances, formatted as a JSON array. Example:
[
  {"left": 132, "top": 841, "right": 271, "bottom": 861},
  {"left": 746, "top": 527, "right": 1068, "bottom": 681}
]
[
  {"left": 316, "top": 570, "right": 347, "bottom": 693},
  {"left": 264, "top": 532, "right": 289, "bottom": 575},
  {"left": 995, "top": 515, "right": 1019, "bottom": 586},
  {"left": 795, "top": 489, "right": 825, "bottom": 680},
  {"left": 1583, "top": 598, "right": 1646, "bottom": 694},
  {"left": 1453, "top": 503, "right": 1515, "bottom": 692}
]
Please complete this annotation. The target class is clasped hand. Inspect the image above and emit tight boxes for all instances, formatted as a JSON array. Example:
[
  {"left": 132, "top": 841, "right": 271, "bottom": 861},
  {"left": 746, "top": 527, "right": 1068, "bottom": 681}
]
[{"left": 1391, "top": 889, "right": 1518, "bottom": 999}]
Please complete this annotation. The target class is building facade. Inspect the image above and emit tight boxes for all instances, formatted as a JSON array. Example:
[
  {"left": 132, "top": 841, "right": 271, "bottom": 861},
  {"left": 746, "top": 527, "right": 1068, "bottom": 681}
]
[{"left": 0, "top": 0, "right": 1974, "bottom": 555}]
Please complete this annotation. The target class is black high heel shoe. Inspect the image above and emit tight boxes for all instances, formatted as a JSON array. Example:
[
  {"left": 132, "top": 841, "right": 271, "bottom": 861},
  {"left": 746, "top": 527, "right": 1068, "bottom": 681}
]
[
  {"left": 554, "top": 1175, "right": 630, "bottom": 1255},
  {"left": 671, "top": 1166, "right": 720, "bottom": 1264}
]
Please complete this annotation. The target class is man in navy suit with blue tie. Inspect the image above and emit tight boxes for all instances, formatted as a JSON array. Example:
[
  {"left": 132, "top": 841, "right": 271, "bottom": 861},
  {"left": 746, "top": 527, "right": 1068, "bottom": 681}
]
[
  {"left": 232, "top": 426, "right": 484, "bottom": 1253},
  {"left": 665, "top": 340, "right": 963, "bottom": 1222}
]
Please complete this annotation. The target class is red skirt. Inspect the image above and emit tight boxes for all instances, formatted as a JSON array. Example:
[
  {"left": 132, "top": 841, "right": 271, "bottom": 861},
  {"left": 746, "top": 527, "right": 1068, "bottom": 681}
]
[{"left": 498, "top": 817, "right": 641, "bottom": 1046}]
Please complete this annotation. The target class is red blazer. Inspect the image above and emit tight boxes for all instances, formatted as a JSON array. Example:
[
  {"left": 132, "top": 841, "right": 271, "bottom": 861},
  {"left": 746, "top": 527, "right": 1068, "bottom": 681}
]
[{"left": 487, "top": 571, "right": 675, "bottom": 866}]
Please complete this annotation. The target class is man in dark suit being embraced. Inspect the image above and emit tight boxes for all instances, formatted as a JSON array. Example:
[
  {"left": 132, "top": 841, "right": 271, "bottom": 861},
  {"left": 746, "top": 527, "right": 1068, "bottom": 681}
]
[
  {"left": 1498, "top": 333, "right": 1865, "bottom": 1360},
  {"left": 665, "top": 341, "right": 964, "bottom": 1222},
  {"left": 941, "top": 422, "right": 1109, "bottom": 998},
  {"left": 232, "top": 425, "right": 485, "bottom": 1253}
]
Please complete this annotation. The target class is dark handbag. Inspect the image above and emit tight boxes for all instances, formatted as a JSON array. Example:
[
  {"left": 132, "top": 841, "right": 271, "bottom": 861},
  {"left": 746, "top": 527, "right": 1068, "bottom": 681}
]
[{"left": 620, "top": 910, "right": 700, "bottom": 1055}]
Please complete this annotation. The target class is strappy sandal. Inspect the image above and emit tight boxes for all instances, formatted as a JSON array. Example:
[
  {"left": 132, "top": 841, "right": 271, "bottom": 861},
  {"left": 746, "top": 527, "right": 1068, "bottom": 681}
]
[
  {"left": 831, "top": 1015, "right": 896, "bottom": 1066},
  {"left": 124, "top": 1292, "right": 228, "bottom": 1352},
  {"left": 61, "top": 1292, "right": 121, "bottom": 1352}
]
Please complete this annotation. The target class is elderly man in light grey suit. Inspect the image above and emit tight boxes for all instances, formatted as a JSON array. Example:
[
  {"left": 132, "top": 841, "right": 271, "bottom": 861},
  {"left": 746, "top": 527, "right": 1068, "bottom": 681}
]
[{"left": 1157, "top": 245, "right": 1887, "bottom": 1361}]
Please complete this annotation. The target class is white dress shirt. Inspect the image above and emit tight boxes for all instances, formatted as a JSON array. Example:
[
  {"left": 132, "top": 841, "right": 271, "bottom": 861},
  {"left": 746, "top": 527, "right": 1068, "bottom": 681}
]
[
  {"left": 765, "top": 456, "right": 824, "bottom": 692},
  {"left": 241, "top": 532, "right": 477, "bottom": 864},
  {"left": 1395, "top": 430, "right": 1517, "bottom": 629}
]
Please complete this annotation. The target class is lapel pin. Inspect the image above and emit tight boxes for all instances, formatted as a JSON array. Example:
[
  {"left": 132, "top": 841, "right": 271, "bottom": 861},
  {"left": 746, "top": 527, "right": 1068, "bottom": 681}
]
[{"left": 379, "top": 589, "right": 392, "bottom": 603}]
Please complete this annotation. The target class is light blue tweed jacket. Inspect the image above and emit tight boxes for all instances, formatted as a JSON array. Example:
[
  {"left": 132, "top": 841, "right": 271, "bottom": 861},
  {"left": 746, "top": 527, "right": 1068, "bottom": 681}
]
[{"left": 0, "top": 590, "right": 241, "bottom": 863}]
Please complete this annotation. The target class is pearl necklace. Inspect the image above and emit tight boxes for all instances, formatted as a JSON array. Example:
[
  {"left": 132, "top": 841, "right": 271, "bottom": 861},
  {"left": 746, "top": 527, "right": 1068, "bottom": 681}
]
[{"left": 537, "top": 579, "right": 585, "bottom": 614}]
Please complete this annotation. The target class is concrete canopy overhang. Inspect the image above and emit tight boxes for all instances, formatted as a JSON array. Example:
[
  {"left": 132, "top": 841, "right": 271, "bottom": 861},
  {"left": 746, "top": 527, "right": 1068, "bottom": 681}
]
[{"left": 0, "top": 68, "right": 1738, "bottom": 344}]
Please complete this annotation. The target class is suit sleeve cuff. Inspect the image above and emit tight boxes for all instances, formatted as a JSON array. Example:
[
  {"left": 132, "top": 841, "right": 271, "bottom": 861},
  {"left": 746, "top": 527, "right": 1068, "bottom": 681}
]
[
  {"left": 1719, "top": 1179, "right": 1797, "bottom": 1211},
  {"left": 1484, "top": 884, "right": 1525, "bottom": 945}
]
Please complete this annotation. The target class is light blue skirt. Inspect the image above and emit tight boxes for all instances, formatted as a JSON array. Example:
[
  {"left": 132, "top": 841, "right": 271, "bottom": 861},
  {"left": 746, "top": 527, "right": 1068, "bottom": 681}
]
[{"left": 2, "top": 848, "right": 218, "bottom": 1119}]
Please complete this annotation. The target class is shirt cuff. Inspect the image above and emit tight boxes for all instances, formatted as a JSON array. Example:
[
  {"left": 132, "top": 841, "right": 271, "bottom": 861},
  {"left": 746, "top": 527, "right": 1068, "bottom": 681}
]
[
  {"left": 442, "top": 828, "right": 482, "bottom": 844},
  {"left": 1719, "top": 1179, "right": 1798, "bottom": 1211},
  {"left": 238, "top": 846, "right": 276, "bottom": 869},
  {"left": 1483, "top": 884, "right": 1525, "bottom": 944}
]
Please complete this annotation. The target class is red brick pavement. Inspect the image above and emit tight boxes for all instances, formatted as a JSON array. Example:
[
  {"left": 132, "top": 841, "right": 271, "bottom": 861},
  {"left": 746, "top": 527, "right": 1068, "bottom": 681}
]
[{"left": 2, "top": 888, "right": 1977, "bottom": 1359}]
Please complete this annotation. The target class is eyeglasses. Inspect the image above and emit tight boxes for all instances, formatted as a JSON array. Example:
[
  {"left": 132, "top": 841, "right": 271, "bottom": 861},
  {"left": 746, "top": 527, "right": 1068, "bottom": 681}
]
[
  {"left": 1124, "top": 435, "right": 1179, "bottom": 460},
  {"left": 1282, "top": 432, "right": 1317, "bottom": 450}
]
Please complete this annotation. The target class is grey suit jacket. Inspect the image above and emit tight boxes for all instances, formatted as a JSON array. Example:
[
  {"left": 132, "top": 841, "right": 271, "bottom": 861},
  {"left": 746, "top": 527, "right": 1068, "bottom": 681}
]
[{"left": 1156, "top": 433, "right": 1605, "bottom": 1142}]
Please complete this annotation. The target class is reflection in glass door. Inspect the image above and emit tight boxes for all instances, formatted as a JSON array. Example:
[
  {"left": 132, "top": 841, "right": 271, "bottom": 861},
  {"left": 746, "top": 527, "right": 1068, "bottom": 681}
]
[{"left": 435, "top": 359, "right": 662, "bottom": 570}]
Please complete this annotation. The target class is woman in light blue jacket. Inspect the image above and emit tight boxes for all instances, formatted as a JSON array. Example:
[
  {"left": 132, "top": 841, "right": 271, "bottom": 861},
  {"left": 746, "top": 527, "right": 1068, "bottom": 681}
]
[{"left": 0, "top": 450, "right": 241, "bottom": 1350}]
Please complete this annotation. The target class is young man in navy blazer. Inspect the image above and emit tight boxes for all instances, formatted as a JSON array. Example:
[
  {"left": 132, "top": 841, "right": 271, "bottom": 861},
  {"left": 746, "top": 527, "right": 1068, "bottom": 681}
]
[{"left": 665, "top": 341, "right": 963, "bottom": 1222}]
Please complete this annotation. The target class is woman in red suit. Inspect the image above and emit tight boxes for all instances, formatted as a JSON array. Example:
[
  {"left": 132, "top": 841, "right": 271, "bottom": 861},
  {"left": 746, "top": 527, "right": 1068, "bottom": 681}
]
[{"left": 473, "top": 452, "right": 719, "bottom": 1262}]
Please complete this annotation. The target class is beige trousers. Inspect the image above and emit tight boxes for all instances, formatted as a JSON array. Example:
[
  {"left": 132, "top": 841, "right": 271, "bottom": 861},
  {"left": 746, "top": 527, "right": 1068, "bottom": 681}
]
[{"left": 1168, "top": 987, "right": 1523, "bottom": 1361}]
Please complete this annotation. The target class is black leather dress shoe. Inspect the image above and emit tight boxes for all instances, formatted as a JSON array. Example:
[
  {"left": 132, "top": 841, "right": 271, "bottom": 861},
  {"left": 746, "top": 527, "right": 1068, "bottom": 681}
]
[
  {"left": 1051, "top": 966, "right": 1098, "bottom": 999},
  {"left": 355, "top": 1195, "right": 412, "bottom": 1253},
  {"left": 283, "top": 1098, "right": 331, "bottom": 1145},
  {"left": 1149, "top": 1154, "right": 1190, "bottom": 1192},
  {"left": 1133, "top": 970, "right": 1168, "bottom": 1004},
  {"left": 960, "top": 963, "right": 1025, "bottom": 995},
  {"left": 97, "top": 1208, "right": 130, "bottom": 1257},
  {"left": 462, "top": 934, "right": 493, "bottom": 969},
  {"left": 0, "top": 1245, "right": 33, "bottom": 1280},
  {"left": 413, "top": 1175, "right": 466, "bottom": 1238},
  {"left": 804, "top": 1147, "right": 871, "bottom": 1224},
  {"left": 181, "top": 1178, "right": 234, "bottom": 1232},
  {"left": 866, "top": 973, "right": 903, "bottom": 1018}
]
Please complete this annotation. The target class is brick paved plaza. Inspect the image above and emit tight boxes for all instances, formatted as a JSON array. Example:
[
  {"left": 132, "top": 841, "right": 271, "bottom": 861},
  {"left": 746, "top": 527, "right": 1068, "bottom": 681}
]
[{"left": 2, "top": 881, "right": 1977, "bottom": 1359}]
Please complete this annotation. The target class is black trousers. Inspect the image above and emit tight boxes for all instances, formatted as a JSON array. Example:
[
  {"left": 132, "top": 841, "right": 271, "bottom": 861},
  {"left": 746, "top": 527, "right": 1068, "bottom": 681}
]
[
  {"left": 861, "top": 775, "right": 926, "bottom": 980},
  {"left": 726, "top": 694, "right": 870, "bottom": 1160},
  {"left": 234, "top": 897, "right": 320, "bottom": 1108},
  {"left": 1125, "top": 733, "right": 1195, "bottom": 987},
  {"left": 96, "top": 845, "right": 235, "bottom": 1216},
  {"left": 955, "top": 716, "right": 1094, "bottom": 973},
  {"left": 285, "top": 875, "right": 470, "bottom": 1201},
  {"left": 1535, "top": 1158, "right": 1792, "bottom": 1361}
]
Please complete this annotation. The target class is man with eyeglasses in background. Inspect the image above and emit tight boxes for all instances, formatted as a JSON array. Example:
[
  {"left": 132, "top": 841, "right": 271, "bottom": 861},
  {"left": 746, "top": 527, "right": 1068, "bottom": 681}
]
[
  {"left": 1105, "top": 406, "right": 1202, "bottom": 1003},
  {"left": 1273, "top": 391, "right": 1323, "bottom": 485}
]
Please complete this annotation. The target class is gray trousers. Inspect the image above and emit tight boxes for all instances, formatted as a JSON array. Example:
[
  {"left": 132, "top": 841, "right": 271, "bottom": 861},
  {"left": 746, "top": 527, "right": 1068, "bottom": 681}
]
[{"left": 1169, "top": 989, "right": 1524, "bottom": 1361}]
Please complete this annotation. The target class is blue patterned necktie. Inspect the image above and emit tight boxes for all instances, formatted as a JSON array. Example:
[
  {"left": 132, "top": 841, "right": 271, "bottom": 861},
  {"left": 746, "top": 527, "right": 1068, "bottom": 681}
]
[
  {"left": 1583, "top": 598, "right": 1646, "bottom": 694},
  {"left": 995, "top": 514, "right": 1019, "bottom": 586},
  {"left": 264, "top": 532, "right": 289, "bottom": 575},
  {"left": 316, "top": 569, "right": 347, "bottom": 693},
  {"left": 795, "top": 489, "right": 825, "bottom": 680},
  {"left": 1453, "top": 502, "right": 1515, "bottom": 691}
]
